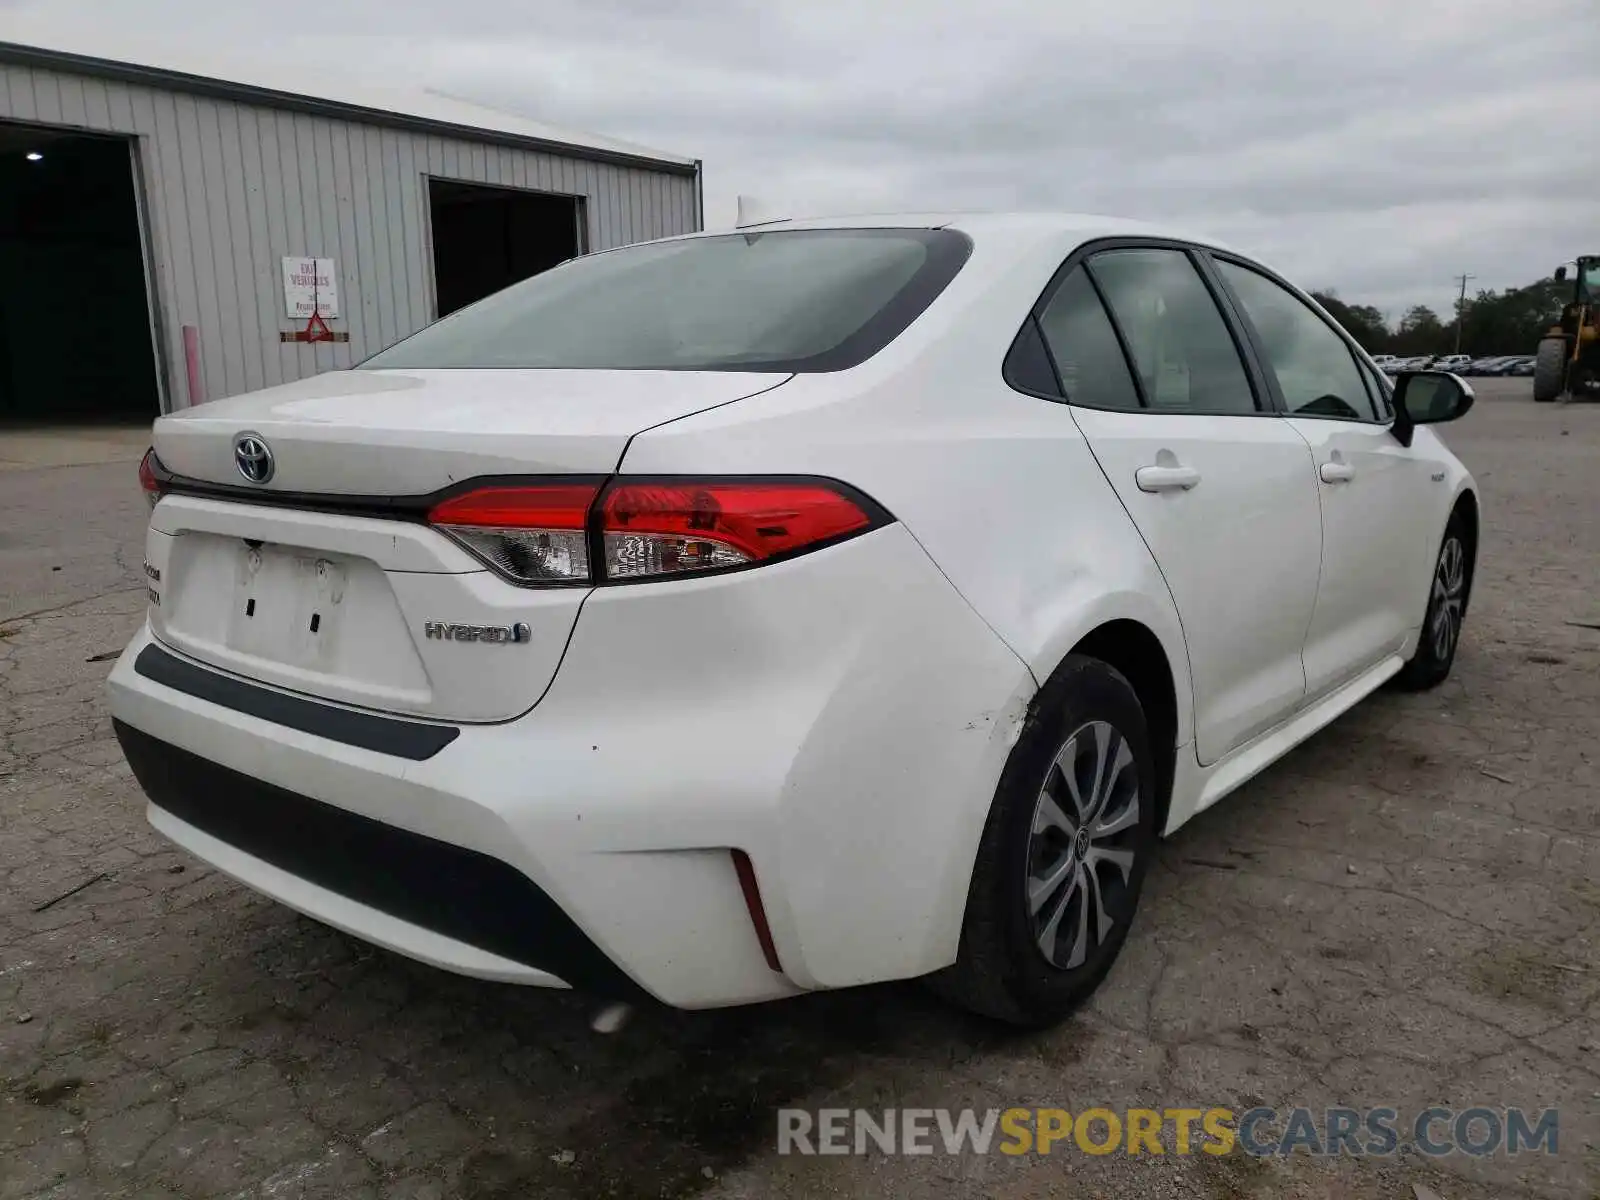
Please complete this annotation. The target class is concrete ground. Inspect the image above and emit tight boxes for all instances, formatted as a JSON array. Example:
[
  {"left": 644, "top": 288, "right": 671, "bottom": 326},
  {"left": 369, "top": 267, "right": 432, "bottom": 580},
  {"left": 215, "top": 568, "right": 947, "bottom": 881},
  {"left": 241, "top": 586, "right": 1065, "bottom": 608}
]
[
  {"left": 0, "top": 378, "right": 1596, "bottom": 1200},
  {"left": 0, "top": 422, "right": 149, "bottom": 473}
]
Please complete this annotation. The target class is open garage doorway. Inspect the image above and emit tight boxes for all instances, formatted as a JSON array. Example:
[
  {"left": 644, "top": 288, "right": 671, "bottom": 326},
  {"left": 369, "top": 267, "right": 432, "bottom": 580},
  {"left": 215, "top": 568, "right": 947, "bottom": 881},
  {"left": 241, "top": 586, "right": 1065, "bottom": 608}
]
[
  {"left": 428, "top": 179, "right": 583, "bottom": 318},
  {"left": 0, "top": 121, "right": 162, "bottom": 423}
]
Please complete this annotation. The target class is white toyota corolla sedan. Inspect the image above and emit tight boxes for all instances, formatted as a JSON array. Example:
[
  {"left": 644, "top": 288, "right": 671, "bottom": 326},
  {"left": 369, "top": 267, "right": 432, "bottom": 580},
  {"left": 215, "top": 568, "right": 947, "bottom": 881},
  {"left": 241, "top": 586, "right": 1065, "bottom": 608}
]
[{"left": 110, "top": 213, "right": 1478, "bottom": 1026}]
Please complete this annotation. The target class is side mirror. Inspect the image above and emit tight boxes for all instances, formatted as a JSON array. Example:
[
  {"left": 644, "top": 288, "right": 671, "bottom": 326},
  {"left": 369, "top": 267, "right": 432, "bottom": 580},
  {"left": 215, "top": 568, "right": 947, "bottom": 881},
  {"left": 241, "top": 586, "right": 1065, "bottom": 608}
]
[
  {"left": 1392, "top": 371, "right": 1475, "bottom": 447},
  {"left": 1555, "top": 265, "right": 1568, "bottom": 282}
]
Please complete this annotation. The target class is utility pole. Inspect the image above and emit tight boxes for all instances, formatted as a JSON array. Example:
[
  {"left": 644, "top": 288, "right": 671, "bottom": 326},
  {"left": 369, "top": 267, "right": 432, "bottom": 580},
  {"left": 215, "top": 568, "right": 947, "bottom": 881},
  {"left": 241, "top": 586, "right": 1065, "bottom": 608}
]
[{"left": 1453, "top": 273, "right": 1475, "bottom": 355}]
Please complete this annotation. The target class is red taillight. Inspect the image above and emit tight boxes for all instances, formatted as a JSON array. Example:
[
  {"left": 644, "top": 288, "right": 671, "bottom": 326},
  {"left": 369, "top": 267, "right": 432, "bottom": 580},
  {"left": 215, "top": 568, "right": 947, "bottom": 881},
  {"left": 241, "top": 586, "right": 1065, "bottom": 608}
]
[
  {"left": 426, "top": 477, "right": 884, "bottom": 587},
  {"left": 427, "top": 483, "right": 600, "bottom": 585},
  {"left": 598, "top": 481, "right": 875, "bottom": 580},
  {"left": 138, "top": 448, "right": 163, "bottom": 509},
  {"left": 428, "top": 484, "right": 598, "bottom": 530}
]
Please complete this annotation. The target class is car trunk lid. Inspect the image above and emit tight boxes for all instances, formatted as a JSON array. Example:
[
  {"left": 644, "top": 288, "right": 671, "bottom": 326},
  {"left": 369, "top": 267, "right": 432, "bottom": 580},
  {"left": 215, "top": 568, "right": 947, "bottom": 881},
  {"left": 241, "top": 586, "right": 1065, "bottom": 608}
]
[
  {"left": 144, "top": 367, "right": 788, "bottom": 723},
  {"left": 153, "top": 367, "right": 788, "bottom": 492}
]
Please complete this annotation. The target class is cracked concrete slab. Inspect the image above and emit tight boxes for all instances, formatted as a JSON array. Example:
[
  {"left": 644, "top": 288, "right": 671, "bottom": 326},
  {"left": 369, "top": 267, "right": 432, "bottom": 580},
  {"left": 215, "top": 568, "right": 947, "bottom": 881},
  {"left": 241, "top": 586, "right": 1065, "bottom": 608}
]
[{"left": 1, "top": 384, "right": 1597, "bottom": 1199}]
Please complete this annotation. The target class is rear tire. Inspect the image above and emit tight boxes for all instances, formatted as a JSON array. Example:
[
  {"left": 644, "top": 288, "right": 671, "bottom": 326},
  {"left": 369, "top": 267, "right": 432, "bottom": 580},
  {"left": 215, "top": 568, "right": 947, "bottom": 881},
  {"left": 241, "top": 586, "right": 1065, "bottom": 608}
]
[
  {"left": 1532, "top": 337, "right": 1567, "bottom": 402},
  {"left": 931, "top": 656, "right": 1158, "bottom": 1026},
  {"left": 1395, "top": 515, "right": 1470, "bottom": 691}
]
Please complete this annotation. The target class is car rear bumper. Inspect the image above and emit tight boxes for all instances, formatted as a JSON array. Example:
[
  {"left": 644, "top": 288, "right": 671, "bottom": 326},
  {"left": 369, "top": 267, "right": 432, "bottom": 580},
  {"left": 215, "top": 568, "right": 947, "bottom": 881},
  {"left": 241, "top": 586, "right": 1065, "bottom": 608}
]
[
  {"left": 117, "top": 720, "right": 620, "bottom": 992},
  {"left": 108, "top": 524, "right": 1035, "bottom": 1008}
]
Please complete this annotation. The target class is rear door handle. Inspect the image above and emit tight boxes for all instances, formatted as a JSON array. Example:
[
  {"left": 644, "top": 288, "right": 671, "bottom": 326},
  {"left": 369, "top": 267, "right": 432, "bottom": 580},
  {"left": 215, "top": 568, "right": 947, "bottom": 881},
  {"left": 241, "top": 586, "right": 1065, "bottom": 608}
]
[
  {"left": 1135, "top": 465, "right": 1201, "bottom": 493},
  {"left": 1319, "top": 461, "right": 1355, "bottom": 484}
]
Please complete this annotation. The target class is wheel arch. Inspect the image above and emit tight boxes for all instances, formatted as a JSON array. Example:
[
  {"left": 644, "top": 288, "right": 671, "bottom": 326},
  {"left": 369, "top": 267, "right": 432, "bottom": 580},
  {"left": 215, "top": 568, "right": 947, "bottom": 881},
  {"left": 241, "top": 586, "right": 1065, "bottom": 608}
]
[
  {"left": 1450, "top": 487, "right": 1480, "bottom": 614},
  {"left": 1058, "top": 619, "right": 1180, "bottom": 836}
]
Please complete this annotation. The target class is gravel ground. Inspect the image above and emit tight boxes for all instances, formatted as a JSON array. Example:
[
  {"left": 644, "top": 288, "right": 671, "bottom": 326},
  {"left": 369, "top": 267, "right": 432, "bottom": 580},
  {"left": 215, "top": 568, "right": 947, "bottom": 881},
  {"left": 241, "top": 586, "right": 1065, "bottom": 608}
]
[{"left": 1, "top": 378, "right": 1596, "bottom": 1199}]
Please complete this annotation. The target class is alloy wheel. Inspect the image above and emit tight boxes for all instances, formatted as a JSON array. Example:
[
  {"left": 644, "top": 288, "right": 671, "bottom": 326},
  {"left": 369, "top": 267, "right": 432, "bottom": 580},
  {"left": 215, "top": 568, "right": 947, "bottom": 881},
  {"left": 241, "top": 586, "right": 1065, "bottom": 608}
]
[
  {"left": 1025, "top": 720, "right": 1141, "bottom": 970},
  {"left": 1431, "top": 535, "right": 1466, "bottom": 662}
]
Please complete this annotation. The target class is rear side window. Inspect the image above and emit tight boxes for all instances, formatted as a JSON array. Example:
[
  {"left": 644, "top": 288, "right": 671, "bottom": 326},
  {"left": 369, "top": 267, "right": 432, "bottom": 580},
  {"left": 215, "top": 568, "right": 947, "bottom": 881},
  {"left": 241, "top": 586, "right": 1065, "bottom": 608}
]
[
  {"left": 1088, "top": 249, "right": 1260, "bottom": 415},
  {"left": 1034, "top": 268, "right": 1143, "bottom": 411},
  {"left": 361, "top": 228, "right": 971, "bottom": 373},
  {"left": 1216, "top": 260, "right": 1379, "bottom": 421}
]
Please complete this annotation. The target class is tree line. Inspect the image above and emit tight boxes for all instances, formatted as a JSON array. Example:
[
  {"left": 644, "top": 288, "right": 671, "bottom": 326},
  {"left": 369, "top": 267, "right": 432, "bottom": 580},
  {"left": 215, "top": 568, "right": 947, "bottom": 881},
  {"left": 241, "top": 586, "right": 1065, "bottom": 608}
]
[{"left": 1311, "top": 275, "right": 1565, "bottom": 358}]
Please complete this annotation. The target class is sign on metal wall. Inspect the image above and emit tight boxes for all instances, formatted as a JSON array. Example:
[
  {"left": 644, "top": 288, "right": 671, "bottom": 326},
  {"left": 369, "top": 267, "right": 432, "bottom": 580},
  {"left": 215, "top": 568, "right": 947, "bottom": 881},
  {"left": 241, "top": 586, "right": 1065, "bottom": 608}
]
[{"left": 281, "top": 257, "right": 340, "bottom": 319}]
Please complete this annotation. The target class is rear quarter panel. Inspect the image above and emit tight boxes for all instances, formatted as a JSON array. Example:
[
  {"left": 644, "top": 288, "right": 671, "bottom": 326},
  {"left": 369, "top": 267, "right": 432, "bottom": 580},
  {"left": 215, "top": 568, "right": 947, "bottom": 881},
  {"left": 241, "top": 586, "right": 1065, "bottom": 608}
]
[
  {"left": 617, "top": 228, "right": 1197, "bottom": 982},
  {"left": 620, "top": 232, "right": 1195, "bottom": 751}
]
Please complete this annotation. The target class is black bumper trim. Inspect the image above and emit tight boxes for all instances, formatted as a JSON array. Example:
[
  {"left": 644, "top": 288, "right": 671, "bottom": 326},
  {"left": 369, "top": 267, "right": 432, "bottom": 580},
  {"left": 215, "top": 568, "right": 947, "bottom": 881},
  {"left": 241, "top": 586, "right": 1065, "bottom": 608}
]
[
  {"left": 113, "top": 720, "right": 646, "bottom": 1000},
  {"left": 133, "top": 643, "right": 459, "bottom": 761}
]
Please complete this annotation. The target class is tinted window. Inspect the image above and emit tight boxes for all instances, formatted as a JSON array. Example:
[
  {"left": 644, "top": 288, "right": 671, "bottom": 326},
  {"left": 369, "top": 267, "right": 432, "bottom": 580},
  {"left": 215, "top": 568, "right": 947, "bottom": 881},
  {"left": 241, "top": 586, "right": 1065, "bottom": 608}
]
[
  {"left": 1579, "top": 260, "right": 1599, "bottom": 302},
  {"left": 1217, "top": 261, "right": 1378, "bottom": 421},
  {"left": 1003, "top": 319, "right": 1064, "bottom": 397},
  {"left": 1088, "top": 249, "right": 1258, "bottom": 414},
  {"left": 1035, "top": 268, "right": 1143, "bottom": 411},
  {"left": 361, "top": 229, "right": 970, "bottom": 373}
]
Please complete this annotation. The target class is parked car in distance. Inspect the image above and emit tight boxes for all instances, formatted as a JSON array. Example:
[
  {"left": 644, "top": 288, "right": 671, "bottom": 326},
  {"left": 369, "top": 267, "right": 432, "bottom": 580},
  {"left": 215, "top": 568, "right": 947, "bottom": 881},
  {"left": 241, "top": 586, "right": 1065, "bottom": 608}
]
[
  {"left": 1386, "top": 356, "right": 1430, "bottom": 373},
  {"left": 1429, "top": 354, "right": 1472, "bottom": 373},
  {"left": 1371, "top": 353, "right": 1398, "bottom": 368},
  {"left": 1511, "top": 356, "right": 1537, "bottom": 376},
  {"left": 111, "top": 212, "right": 1481, "bottom": 1027},
  {"left": 1474, "top": 357, "right": 1521, "bottom": 375}
]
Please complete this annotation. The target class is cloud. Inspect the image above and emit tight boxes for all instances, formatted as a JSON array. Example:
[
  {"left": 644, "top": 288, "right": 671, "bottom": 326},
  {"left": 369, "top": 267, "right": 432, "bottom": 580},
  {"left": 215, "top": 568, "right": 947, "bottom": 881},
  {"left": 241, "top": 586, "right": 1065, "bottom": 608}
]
[{"left": 5, "top": 0, "right": 1596, "bottom": 315}]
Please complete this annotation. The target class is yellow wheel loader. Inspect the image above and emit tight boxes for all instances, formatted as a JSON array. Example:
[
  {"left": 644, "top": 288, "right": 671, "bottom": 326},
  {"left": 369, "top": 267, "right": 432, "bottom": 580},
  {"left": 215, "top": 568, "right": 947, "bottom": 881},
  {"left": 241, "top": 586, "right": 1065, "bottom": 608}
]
[{"left": 1533, "top": 256, "right": 1600, "bottom": 402}]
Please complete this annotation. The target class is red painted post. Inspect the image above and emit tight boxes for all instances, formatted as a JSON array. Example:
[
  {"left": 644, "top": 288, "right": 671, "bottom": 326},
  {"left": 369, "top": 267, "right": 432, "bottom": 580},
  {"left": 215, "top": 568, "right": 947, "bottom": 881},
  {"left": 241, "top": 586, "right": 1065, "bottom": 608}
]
[{"left": 182, "top": 325, "right": 203, "bottom": 407}]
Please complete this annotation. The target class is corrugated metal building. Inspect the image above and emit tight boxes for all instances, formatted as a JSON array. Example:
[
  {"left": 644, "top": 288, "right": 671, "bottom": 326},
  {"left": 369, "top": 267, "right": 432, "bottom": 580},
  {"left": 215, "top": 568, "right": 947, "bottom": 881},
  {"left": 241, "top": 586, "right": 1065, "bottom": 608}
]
[{"left": 0, "top": 34, "right": 701, "bottom": 419}]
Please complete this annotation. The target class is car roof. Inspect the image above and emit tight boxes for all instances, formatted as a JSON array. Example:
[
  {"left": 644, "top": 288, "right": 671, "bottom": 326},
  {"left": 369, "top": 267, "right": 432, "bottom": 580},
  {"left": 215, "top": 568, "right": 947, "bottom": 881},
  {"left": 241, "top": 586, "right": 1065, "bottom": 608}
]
[{"left": 697, "top": 209, "right": 1253, "bottom": 259}]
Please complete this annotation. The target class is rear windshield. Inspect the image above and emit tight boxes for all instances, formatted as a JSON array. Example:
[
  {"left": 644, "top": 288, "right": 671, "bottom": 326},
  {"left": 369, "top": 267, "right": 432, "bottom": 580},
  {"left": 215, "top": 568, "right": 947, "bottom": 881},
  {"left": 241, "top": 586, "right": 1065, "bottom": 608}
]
[{"left": 361, "top": 228, "right": 972, "bottom": 373}]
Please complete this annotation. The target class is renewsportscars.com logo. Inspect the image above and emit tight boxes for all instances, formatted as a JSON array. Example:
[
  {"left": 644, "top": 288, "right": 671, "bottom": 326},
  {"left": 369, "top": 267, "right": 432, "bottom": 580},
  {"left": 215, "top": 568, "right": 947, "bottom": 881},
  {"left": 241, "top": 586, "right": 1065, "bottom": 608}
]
[{"left": 777, "top": 1107, "right": 1560, "bottom": 1158}]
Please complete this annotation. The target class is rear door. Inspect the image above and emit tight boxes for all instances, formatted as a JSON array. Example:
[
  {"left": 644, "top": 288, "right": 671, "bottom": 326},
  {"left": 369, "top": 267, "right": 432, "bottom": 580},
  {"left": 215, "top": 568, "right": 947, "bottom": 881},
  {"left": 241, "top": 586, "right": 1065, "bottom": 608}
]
[
  {"left": 1037, "top": 245, "right": 1323, "bottom": 764},
  {"left": 1210, "top": 256, "right": 1440, "bottom": 697}
]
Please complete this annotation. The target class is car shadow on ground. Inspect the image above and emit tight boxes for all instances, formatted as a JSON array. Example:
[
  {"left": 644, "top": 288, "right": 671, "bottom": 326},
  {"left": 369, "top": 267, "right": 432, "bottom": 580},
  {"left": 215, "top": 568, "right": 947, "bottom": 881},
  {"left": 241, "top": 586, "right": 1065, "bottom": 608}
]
[{"left": 219, "top": 925, "right": 1034, "bottom": 1198}]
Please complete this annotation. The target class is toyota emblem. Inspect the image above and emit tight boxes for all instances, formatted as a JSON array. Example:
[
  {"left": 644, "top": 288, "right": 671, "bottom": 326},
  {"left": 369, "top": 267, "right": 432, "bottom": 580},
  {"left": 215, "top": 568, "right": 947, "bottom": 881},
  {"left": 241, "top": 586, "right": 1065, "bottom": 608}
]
[{"left": 233, "top": 433, "right": 275, "bottom": 485}]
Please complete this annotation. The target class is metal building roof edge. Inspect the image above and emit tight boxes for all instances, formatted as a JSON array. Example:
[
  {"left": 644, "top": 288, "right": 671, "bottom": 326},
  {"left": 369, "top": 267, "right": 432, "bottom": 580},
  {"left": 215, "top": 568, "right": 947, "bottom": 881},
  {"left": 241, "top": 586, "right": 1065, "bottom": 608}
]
[{"left": 0, "top": 38, "right": 699, "bottom": 177}]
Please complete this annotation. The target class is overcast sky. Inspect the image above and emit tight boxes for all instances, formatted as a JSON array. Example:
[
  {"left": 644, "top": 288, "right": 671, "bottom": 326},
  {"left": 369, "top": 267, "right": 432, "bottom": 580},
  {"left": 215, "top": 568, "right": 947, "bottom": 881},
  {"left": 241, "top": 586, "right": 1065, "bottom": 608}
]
[{"left": 6, "top": 0, "right": 1599, "bottom": 319}]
